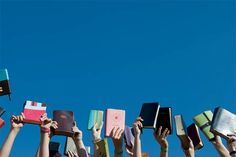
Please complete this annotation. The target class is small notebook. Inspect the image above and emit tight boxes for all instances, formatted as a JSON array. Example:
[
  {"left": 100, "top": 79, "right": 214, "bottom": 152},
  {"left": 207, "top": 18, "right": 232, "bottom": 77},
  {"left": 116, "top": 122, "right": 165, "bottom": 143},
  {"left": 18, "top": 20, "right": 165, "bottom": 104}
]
[
  {"left": 53, "top": 110, "right": 75, "bottom": 137},
  {"left": 139, "top": 102, "right": 160, "bottom": 129},
  {"left": 23, "top": 100, "right": 47, "bottom": 124},
  {"left": 124, "top": 126, "right": 135, "bottom": 148},
  {"left": 88, "top": 110, "right": 103, "bottom": 130},
  {"left": 174, "top": 115, "right": 190, "bottom": 149},
  {"left": 0, "top": 106, "right": 5, "bottom": 117},
  {"left": 105, "top": 109, "right": 125, "bottom": 137},
  {"left": 156, "top": 107, "right": 172, "bottom": 134},
  {"left": 49, "top": 142, "right": 60, "bottom": 157},
  {"left": 187, "top": 123, "right": 204, "bottom": 150},
  {"left": 211, "top": 107, "right": 236, "bottom": 140},
  {"left": 193, "top": 110, "right": 215, "bottom": 141},
  {"left": 96, "top": 138, "right": 110, "bottom": 157},
  {"left": 64, "top": 137, "right": 78, "bottom": 156},
  {"left": 0, "top": 69, "right": 11, "bottom": 99},
  {"left": 0, "top": 118, "right": 5, "bottom": 128}
]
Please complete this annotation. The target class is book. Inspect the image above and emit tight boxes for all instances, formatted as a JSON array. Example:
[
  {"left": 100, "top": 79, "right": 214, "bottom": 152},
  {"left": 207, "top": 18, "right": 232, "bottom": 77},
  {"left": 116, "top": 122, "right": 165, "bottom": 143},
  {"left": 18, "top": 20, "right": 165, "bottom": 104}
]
[
  {"left": 187, "top": 123, "right": 204, "bottom": 150},
  {"left": 88, "top": 110, "right": 103, "bottom": 130},
  {"left": 142, "top": 152, "right": 149, "bottom": 157},
  {"left": 23, "top": 100, "right": 47, "bottom": 124},
  {"left": 0, "top": 118, "right": 5, "bottom": 128},
  {"left": 174, "top": 115, "right": 190, "bottom": 149},
  {"left": 0, "top": 69, "right": 11, "bottom": 99},
  {"left": 105, "top": 109, "right": 125, "bottom": 137},
  {"left": 193, "top": 110, "right": 215, "bottom": 141},
  {"left": 0, "top": 106, "right": 5, "bottom": 117},
  {"left": 64, "top": 137, "right": 78, "bottom": 156},
  {"left": 96, "top": 138, "right": 110, "bottom": 157},
  {"left": 53, "top": 110, "right": 74, "bottom": 136},
  {"left": 124, "top": 126, "right": 135, "bottom": 148},
  {"left": 156, "top": 107, "right": 172, "bottom": 134},
  {"left": 49, "top": 142, "right": 60, "bottom": 157},
  {"left": 139, "top": 102, "right": 160, "bottom": 129},
  {"left": 211, "top": 107, "right": 236, "bottom": 140}
]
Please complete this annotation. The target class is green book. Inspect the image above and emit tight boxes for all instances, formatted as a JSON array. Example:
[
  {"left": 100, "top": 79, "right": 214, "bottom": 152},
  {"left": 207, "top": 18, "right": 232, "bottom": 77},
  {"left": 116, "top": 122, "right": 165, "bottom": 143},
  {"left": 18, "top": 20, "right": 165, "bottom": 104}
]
[
  {"left": 193, "top": 110, "right": 215, "bottom": 141},
  {"left": 96, "top": 138, "right": 110, "bottom": 157}
]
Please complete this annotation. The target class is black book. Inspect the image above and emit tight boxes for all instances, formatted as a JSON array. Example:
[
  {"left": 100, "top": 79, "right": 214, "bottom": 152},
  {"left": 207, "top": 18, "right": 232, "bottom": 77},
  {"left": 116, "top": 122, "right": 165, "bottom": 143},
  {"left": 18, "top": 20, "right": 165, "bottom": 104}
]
[
  {"left": 139, "top": 102, "right": 160, "bottom": 129},
  {"left": 49, "top": 142, "right": 60, "bottom": 157},
  {"left": 156, "top": 107, "right": 172, "bottom": 134},
  {"left": 0, "top": 106, "right": 5, "bottom": 117}
]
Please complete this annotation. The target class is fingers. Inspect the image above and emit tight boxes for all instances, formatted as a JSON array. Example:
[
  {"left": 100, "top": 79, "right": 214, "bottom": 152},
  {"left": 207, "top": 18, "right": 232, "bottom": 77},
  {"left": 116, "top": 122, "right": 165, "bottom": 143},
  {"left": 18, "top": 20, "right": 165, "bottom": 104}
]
[{"left": 111, "top": 127, "right": 124, "bottom": 139}]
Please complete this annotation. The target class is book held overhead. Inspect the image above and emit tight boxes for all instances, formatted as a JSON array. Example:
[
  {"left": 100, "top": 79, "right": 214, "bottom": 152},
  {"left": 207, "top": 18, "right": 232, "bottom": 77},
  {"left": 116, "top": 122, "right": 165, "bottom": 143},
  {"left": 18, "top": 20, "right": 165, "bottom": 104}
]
[
  {"left": 0, "top": 69, "right": 11, "bottom": 100},
  {"left": 156, "top": 107, "right": 172, "bottom": 134},
  {"left": 88, "top": 110, "right": 103, "bottom": 130}
]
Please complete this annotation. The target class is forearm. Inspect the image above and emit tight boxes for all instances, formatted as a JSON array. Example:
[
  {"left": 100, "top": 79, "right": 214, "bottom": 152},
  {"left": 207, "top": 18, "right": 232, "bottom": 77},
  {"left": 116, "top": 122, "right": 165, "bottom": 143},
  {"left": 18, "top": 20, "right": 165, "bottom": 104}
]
[
  {"left": 74, "top": 139, "right": 88, "bottom": 157},
  {"left": 35, "top": 146, "right": 40, "bottom": 157},
  {"left": 134, "top": 136, "right": 142, "bottom": 157},
  {"left": 0, "top": 129, "right": 19, "bottom": 157},
  {"left": 39, "top": 133, "right": 50, "bottom": 157},
  {"left": 160, "top": 147, "right": 168, "bottom": 157},
  {"left": 213, "top": 143, "right": 230, "bottom": 157},
  {"left": 114, "top": 146, "right": 123, "bottom": 157}
]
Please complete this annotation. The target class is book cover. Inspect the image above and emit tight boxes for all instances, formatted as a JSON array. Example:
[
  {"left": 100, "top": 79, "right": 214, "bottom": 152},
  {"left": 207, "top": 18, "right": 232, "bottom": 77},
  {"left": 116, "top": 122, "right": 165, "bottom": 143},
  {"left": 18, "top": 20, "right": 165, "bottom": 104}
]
[
  {"left": 187, "top": 123, "right": 204, "bottom": 150},
  {"left": 0, "top": 69, "right": 11, "bottom": 99},
  {"left": 105, "top": 109, "right": 125, "bottom": 137},
  {"left": 96, "top": 138, "right": 110, "bottom": 157},
  {"left": 139, "top": 102, "right": 160, "bottom": 129},
  {"left": 156, "top": 107, "right": 172, "bottom": 134},
  {"left": 124, "top": 126, "right": 135, "bottom": 148},
  {"left": 142, "top": 152, "right": 149, "bottom": 157},
  {"left": 174, "top": 115, "right": 190, "bottom": 149},
  {"left": 0, "top": 118, "right": 5, "bottom": 128},
  {"left": 193, "top": 110, "right": 215, "bottom": 141},
  {"left": 88, "top": 110, "right": 104, "bottom": 130},
  {"left": 49, "top": 142, "right": 60, "bottom": 157},
  {"left": 211, "top": 107, "right": 236, "bottom": 140},
  {"left": 53, "top": 110, "right": 74, "bottom": 137},
  {"left": 0, "top": 106, "right": 5, "bottom": 117},
  {"left": 23, "top": 100, "right": 47, "bottom": 124},
  {"left": 0, "top": 69, "right": 9, "bottom": 81},
  {"left": 64, "top": 137, "right": 78, "bottom": 156}
]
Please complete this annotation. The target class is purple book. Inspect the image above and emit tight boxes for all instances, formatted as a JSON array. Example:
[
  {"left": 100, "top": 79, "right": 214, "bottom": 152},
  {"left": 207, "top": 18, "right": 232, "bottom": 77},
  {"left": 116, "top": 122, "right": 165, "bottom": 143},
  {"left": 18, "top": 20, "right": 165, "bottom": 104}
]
[{"left": 124, "top": 126, "right": 135, "bottom": 148}]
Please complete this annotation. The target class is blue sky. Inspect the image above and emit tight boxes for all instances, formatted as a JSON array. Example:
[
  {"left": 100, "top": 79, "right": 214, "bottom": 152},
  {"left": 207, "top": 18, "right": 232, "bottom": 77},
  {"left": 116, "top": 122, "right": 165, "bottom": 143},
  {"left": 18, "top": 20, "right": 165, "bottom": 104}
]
[{"left": 0, "top": 0, "right": 235, "bottom": 156}]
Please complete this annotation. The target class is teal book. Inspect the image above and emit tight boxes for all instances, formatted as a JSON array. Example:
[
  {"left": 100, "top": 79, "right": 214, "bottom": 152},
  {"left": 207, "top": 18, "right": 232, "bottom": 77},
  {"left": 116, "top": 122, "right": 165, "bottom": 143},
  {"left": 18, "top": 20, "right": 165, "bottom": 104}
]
[
  {"left": 0, "top": 69, "right": 9, "bottom": 81},
  {"left": 88, "top": 110, "right": 103, "bottom": 130},
  {"left": 0, "top": 69, "right": 11, "bottom": 99}
]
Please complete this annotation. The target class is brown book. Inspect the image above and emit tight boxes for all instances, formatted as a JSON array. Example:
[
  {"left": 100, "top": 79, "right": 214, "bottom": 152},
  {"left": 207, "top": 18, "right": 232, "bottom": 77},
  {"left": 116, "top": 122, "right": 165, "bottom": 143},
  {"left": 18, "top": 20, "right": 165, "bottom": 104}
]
[
  {"left": 53, "top": 110, "right": 74, "bottom": 137},
  {"left": 187, "top": 123, "right": 204, "bottom": 150},
  {"left": 156, "top": 107, "right": 172, "bottom": 134}
]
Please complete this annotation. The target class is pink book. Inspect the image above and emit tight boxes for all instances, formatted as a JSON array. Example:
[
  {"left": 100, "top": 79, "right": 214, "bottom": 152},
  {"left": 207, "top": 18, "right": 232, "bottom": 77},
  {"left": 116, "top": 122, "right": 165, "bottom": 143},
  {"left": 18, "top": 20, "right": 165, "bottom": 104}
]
[
  {"left": 0, "top": 118, "right": 5, "bottom": 128},
  {"left": 105, "top": 108, "right": 125, "bottom": 137},
  {"left": 23, "top": 100, "right": 47, "bottom": 124}
]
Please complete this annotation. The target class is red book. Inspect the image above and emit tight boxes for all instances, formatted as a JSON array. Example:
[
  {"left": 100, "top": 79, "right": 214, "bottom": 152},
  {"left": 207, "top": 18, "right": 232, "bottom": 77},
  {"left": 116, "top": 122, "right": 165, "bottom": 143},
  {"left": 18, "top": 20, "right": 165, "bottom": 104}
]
[
  {"left": 105, "top": 109, "right": 125, "bottom": 137},
  {"left": 0, "top": 118, "right": 5, "bottom": 128},
  {"left": 23, "top": 100, "right": 47, "bottom": 124}
]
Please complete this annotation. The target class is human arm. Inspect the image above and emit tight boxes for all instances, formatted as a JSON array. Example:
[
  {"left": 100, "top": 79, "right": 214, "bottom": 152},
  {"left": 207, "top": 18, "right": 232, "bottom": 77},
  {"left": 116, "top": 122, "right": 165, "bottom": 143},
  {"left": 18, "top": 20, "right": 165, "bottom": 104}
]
[
  {"left": 211, "top": 134, "right": 230, "bottom": 157},
  {"left": 111, "top": 127, "right": 124, "bottom": 157},
  {"left": 228, "top": 133, "right": 236, "bottom": 157},
  {"left": 133, "top": 117, "right": 143, "bottom": 157},
  {"left": 153, "top": 126, "right": 169, "bottom": 157}
]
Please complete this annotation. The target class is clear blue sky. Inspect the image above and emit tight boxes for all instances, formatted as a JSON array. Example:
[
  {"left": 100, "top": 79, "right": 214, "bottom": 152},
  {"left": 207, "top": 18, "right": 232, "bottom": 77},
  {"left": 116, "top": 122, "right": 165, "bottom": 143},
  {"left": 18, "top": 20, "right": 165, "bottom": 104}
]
[{"left": 0, "top": 0, "right": 235, "bottom": 156}]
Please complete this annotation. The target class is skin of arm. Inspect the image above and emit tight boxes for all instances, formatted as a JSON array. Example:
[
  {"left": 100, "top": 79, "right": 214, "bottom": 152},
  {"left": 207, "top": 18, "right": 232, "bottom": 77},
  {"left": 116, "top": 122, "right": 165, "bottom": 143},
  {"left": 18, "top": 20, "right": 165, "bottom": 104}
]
[
  {"left": 72, "top": 122, "right": 88, "bottom": 157},
  {"left": 39, "top": 113, "right": 58, "bottom": 157},
  {"left": 211, "top": 135, "right": 230, "bottom": 157},
  {"left": 228, "top": 133, "right": 236, "bottom": 157},
  {"left": 153, "top": 126, "right": 169, "bottom": 157},
  {"left": 92, "top": 122, "right": 104, "bottom": 157},
  {"left": 111, "top": 127, "right": 124, "bottom": 157},
  {"left": 0, "top": 113, "right": 24, "bottom": 157},
  {"left": 180, "top": 136, "right": 195, "bottom": 157},
  {"left": 133, "top": 117, "right": 143, "bottom": 157}
]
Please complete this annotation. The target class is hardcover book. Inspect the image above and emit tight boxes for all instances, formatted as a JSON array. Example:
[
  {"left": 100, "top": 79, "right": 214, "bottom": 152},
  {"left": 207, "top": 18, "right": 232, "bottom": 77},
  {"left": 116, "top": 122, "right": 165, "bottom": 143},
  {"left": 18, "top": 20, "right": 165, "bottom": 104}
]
[
  {"left": 105, "top": 109, "right": 125, "bottom": 137},
  {"left": 187, "top": 123, "right": 204, "bottom": 150},
  {"left": 211, "top": 107, "right": 236, "bottom": 140},
  {"left": 124, "top": 126, "right": 135, "bottom": 148},
  {"left": 139, "top": 102, "right": 160, "bottom": 129},
  {"left": 53, "top": 110, "right": 74, "bottom": 137},
  {"left": 193, "top": 110, "right": 215, "bottom": 141},
  {"left": 23, "top": 100, "right": 47, "bottom": 124},
  {"left": 156, "top": 107, "right": 172, "bottom": 134},
  {"left": 174, "top": 115, "right": 190, "bottom": 150},
  {"left": 64, "top": 137, "right": 78, "bottom": 156},
  {"left": 49, "top": 142, "right": 60, "bottom": 157},
  {"left": 0, "top": 106, "right": 5, "bottom": 117},
  {"left": 88, "top": 110, "right": 103, "bottom": 130},
  {"left": 0, "top": 69, "right": 11, "bottom": 99},
  {"left": 96, "top": 138, "right": 110, "bottom": 157},
  {"left": 0, "top": 118, "right": 4, "bottom": 128}
]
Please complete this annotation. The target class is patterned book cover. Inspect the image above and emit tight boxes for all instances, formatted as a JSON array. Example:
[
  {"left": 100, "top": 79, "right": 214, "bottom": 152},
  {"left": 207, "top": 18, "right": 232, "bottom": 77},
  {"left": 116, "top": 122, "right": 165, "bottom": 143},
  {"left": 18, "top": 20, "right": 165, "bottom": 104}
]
[
  {"left": 88, "top": 110, "right": 103, "bottom": 130},
  {"left": 105, "top": 109, "right": 125, "bottom": 137},
  {"left": 193, "top": 110, "right": 215, "bottom": 141},
  {"left": 23, "top": 100, "right": 47, "bottom": 124}
]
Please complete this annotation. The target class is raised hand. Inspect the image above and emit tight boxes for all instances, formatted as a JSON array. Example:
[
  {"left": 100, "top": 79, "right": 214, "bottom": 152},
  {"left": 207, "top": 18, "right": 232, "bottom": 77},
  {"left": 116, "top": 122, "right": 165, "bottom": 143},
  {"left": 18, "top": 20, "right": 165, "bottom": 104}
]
[
  {"left": 92, "top": 122, "right": 103, "bottom": 143},
  {"left": 11, "top": 113, "right": 25, "bottom": 132},
  {"left": 68, "top": 151, "right": 78, "bottom": 157},
  {"left": 181, "top": 136, "right": 195, "bottom": 157},
  {"left": 132, "top": 117, "right": 143, "bottom": 137},
  {"left": 154, "top": 126, "right": 169, "bottom": 149},
  {"left": 228, "top": 132, "right": 236, "bottom": 157}
]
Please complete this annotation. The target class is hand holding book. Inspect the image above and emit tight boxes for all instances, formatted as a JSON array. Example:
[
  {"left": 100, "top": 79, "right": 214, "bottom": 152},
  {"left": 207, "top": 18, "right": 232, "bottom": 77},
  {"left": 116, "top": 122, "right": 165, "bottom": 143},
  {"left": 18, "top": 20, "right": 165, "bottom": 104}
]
[
  {"left": 92, "top": 122, "right": 103, "bottom": 143},
  {"left": 181, "top": 136, "right": 195, "bottom": 157},
  {"left": 153, "top": 126, "right": 169, "bottom": 150},
  {"left": 132, "top": 117, "right": 143, "bottom": 137},
  {"left": 11, "top": 113, "right": 25, "bottom": 133},
  {"left": 111, "top": 127, "right": 124, "bottom": 155},
  {"left": 227, "top": 133, "right": 236, "bottom": 156}
]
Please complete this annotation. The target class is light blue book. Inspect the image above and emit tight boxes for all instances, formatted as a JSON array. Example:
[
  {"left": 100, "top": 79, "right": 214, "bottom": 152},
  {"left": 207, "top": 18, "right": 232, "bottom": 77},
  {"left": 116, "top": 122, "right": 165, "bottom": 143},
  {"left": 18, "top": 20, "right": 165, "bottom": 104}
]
[
  {"left": 0, "top": 69, "right": 9, "bottom": 81},
  {"left": 88, "top": 110, "right": 103, "bottom": 130}
]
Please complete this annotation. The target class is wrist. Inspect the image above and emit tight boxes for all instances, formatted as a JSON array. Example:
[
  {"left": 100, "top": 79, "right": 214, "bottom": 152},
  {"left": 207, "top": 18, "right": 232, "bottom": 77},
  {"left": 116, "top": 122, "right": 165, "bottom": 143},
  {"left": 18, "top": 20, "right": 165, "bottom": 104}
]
[
  {"left": 160, "top": 147, "right": 168, "bottom": 153},
  {"left": 11, "top": 127, "right": 20, "bottom": 134},
  {"left": 114, "top": 147, "right": 123, "bottom": 155}
]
